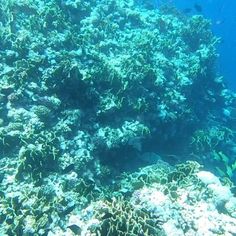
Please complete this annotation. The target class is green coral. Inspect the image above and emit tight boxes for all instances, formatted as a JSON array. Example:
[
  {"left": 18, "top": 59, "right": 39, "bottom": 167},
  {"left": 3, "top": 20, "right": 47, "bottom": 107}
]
[
  {"left": 119, "top": 160, "right": 203, "bottom": 200},
  {"left": 92, "top": 197, "right": 163, "bottom": 236},
  {"left": 191, "top": 125, "right": 234, "bottom": 153},
  {"left": 96, "top": 120, "right": 150, "bottom": 149},
  {"left": 15, "top": 131, "right": 60, "bottom": 182}
]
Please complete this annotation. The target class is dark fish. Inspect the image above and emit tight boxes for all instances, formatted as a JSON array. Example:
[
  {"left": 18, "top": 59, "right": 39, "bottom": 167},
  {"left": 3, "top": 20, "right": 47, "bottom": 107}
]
[
  {"left": 194, "top": 3, "right": 202, "bottom": 12},
  {"left": 59, "top": 204, "right": 75, "bottom": 217},
  {"left": 67, "top": 225, "right": 82, "bottom": 234},
  {"left": 62, "top": 164, "right": 75, "bottom": 174}
]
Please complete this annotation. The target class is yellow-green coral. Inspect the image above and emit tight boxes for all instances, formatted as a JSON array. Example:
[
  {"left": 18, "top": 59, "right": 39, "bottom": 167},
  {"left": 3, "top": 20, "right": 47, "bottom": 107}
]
[{"left": 92, "top": 197, "right": 163, "bottom": 236}]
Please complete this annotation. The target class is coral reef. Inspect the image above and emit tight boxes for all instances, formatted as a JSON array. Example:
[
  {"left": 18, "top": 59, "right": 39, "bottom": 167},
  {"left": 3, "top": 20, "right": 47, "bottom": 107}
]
[
  {"left": 0, "top": 0, "right": 236, "bottom": 235},
  {"left": 0, "top": 0, "right": 233, "bottom": 178},
  {"left": 127, "top": 161, "right": 236, "bottom": 236},
  {"left": 62, "top": 161, "right": 236, "bottom": 235}
]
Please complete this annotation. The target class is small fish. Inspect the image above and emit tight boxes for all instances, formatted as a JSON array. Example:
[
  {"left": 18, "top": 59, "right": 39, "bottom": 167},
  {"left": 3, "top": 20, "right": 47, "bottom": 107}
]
[
  {"left": 62, "top": 164, "right": 75, "bottom": 174},
  {"left": 215, "top": 19, "right": 225, "bottom": 25},
  {"left": 194, "top": 3, "right": 202, "bottom": 12}
]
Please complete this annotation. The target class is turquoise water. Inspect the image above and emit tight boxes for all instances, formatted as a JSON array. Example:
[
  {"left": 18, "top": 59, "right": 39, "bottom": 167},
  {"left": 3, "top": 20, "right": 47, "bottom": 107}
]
[{"left": 0, "top": 0, "right": 236, "bottom": 235}]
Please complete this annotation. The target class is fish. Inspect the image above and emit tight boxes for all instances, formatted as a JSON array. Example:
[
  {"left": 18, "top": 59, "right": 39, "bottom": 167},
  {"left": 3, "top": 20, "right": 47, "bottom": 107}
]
[
  {"left": 215, "top": 19, "right": 225, "bottom": 25},
  {"left": 194, "top": 3, "right": 203, "bottom": 13}
]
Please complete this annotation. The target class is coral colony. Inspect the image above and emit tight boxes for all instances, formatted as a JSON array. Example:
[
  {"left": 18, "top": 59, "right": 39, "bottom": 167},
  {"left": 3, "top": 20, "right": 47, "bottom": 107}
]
[{"left": 0, "top": 0, "right": 236, "bottom": 235}]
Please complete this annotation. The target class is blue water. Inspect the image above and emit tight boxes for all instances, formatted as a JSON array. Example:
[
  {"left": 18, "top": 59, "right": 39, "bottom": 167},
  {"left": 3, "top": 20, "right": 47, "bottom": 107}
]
[{"left": 156, "top": 0, "right": 236, "bottom": 90}]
